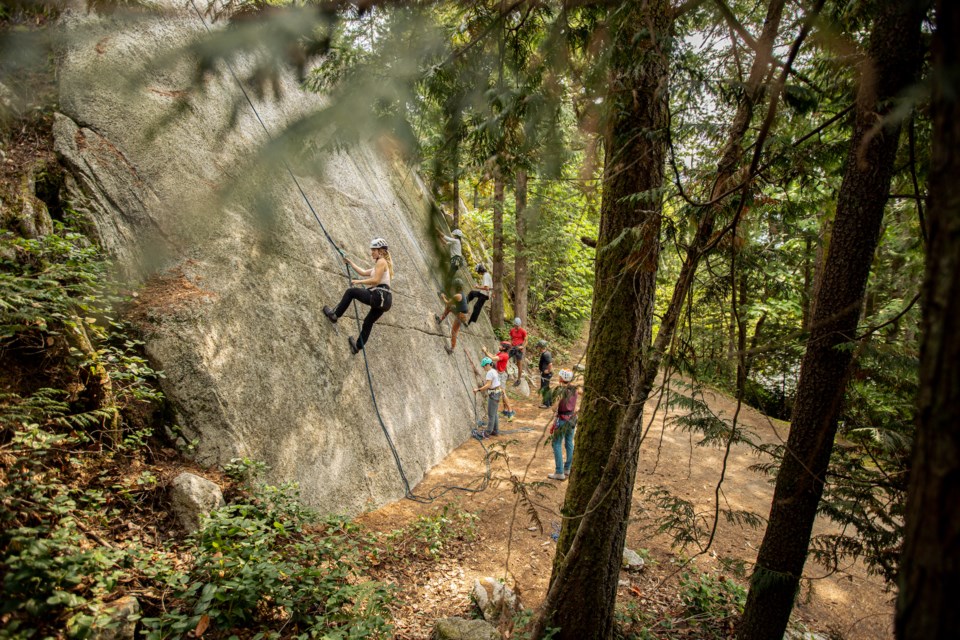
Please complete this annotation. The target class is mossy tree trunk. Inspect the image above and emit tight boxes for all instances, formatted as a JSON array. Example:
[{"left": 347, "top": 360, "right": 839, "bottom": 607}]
[
  {"left": 491, "top": 172, "right": 505, "bottom": 328},
  {"left": 534, "top": 3, "right": 670, "bottom": 638},
  {"left": 737, "top": 2, "right": 930, "bottom": 638},
  {"left": 532, "top": 0, "right": 793, "bottom": 636},
  {"left": 896, "top": 1, "right": 960, "bottom": 636},
  {"left": 514, "top": 169, "right": 529, "bottom": 325}
]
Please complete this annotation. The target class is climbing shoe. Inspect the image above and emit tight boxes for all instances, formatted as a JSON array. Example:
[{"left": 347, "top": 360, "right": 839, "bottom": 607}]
[
  {"left": 444, "top": 344, "right": 454, "bottom": 354},
  {"left": 348, "top": 336, "right": 359, "bottom": 355},
  {"left": 435, "top": 313, "right": 442, "bottom": 325},
  {"left": 323, "top": 305, "right": 337, "bottom": 324}
]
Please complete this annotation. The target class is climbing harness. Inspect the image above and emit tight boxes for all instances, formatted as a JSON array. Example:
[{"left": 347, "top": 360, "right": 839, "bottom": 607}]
[{"left": 186, "top": 1, "right": 493, "bottom": 504}]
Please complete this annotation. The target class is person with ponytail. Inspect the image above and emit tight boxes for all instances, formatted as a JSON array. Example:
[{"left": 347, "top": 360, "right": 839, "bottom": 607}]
[{"left": 323, "top": 238, "right": 394, "bottom": 354}]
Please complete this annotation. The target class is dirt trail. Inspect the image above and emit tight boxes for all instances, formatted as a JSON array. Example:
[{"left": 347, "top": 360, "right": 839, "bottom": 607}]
[{"left": 358, "top": 365, "right": 893, "bottom": 639}]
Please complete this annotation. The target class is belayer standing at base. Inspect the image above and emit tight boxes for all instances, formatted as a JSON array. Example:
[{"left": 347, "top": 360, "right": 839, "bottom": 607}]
[
  {"left": 481, "top": 342, "right": 515, "bottom": 420},
  {"left": 323, "top": 238, "right": 393, "bottom": 355},
  {"left": 509, "top": 317, "right": 528, "bottom": 385},
  {"left": 537, "top": 340, "right": 553, "bottom": 407},
  {"left": 474, "top": 357, "right": 502, "bottom": 437}
]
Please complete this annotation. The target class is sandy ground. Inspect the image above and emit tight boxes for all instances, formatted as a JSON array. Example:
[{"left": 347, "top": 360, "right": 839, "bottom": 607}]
[{"left": 357, "top": 367, "right": 894, "bottom": 639}]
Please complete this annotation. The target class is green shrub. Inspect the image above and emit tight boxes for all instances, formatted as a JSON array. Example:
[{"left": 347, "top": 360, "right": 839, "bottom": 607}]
[
  {"left": 384, "top": 502, "right": 478, "bottom": 560},
  {"left": 141, "top": 482, "right": 395, "bottom": 639},
  {"left": 0, "top": 422, "right": 176, "bottom": 637}
]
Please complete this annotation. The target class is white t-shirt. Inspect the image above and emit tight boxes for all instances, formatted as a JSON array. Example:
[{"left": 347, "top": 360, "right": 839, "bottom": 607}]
[
  {"left": 443, "top": 235, "right": 463, "bottom": 258},
  {"left": 486, "top": 368, "right": 501, "bottom": 390},
  {"left": 481, "top": 272, "right": 493, "bottom": 290}
]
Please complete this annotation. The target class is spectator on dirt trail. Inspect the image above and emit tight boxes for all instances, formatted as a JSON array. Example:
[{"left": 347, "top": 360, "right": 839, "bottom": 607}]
[
  {"left": 481, "top": 342, "right": 515, "bottom": 420},
  {"left": 436, "top": 279, "right": 469, "bottom": 354},
  {"left": 509, "top": 317, "right": 528, "bottom": 385},
  {"left": 474, "top": 357, "right": 502, "bottom": 437},
  {"left": 439, "top": 228, "right": 465, "bottom": 273},
  {"left": 323, "top": 238, "right": 393, "bottom": 355},
  {"left": 466, "top": 263, "right": 492, "bottom": 325},
  {"left": 548, "top": 368, "right": 578, "bottom": 481},
  {"left": 537, "top": 340, "right": 553, "bottom": 407}
]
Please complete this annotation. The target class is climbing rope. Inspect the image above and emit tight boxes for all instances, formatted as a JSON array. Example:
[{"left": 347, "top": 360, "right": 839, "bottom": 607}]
[{"left": 186, "top": 1, "right": 493, "bottom": 503}]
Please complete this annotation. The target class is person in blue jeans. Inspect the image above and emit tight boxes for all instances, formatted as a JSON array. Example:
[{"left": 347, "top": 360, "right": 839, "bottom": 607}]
[{"left": 548, "top": 369, "right": 578, "bottom": 480}]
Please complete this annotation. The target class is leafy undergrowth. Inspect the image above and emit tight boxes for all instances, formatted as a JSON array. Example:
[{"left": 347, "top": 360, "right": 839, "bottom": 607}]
[{"left": 0, "top": 217, "right": 398, "bottom": 639}]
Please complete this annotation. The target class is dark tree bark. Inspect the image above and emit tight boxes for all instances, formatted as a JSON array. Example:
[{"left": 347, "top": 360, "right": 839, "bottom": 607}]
[
  {"left": 534, "top": 3, "right": 670, "bottom": 638},
  {"left": 896, "top": 1, "right": 960, "bottom": 637},
  {"left": 737, "top": 2, "right": 930, "bottom": 639},
  {"left": 491, "top": 172, "right": 505, "bottom": 328},
  {"left": 514, "top": 169, "right": 529, "bottom": 325},
  {"left": 532, "top": 1, "right": 789, "bottom": 637}
]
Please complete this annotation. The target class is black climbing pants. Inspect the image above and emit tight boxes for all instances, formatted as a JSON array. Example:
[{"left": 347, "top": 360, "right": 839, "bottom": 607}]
[
  {"left": 334, "top": 286, "right": 392, "bottom": 349},
  {"left": 467, "top": 290, "right": 489, "bottom": 325}
]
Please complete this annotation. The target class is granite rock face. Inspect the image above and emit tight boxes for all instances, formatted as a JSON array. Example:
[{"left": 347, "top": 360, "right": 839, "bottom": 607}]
[{"left": 54, "top": 2, "right": 495, "bottom": 514}]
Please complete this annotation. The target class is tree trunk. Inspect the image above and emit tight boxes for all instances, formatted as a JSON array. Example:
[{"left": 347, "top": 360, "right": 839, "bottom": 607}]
[
  {"left": 536, "top": 3, "right": 669, "bottom": 638},
  {"left": 735, "top": 269, "right": 748, "bottom": 398},
  {"left": 491, "top": 173, "right": 505, "bottom": 329},
  {"left": 896, "top": 1, "right": 960, "bottom": 636},
  {"left": 68, "top": 316, "right": 121, "bottom": 445},
  {"left": 737, "top": 3, "right": 929, "bottom": 639},
  {"left": 451, "top": 118, "right": 461, "bottom": 229},
  {"left": 514, "top": 169, "right": 529, "bottom": 325},
  {"left": 533, "top": 1, "right": 788, "bottom": 637}
]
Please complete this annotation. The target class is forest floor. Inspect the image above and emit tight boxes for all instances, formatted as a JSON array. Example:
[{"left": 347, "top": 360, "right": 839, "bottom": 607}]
[{"left": 357, "top": 345, "right": 894, "bottom": 640}]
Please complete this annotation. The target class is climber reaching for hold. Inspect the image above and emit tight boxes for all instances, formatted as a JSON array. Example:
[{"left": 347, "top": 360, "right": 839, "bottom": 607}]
[
  {"left": 436, "top": 278, "right": 468, "bottom": 354},
  {"left": 323, "top": 238, "right": 394, "bottom": 355},
  {"left": 439, "top": 228, "right": 465, "bottom": 273}
]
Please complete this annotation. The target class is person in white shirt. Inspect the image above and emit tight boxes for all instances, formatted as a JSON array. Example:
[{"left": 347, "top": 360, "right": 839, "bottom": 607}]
[
  {"left": 439, "top": 228, "right": 465, "bottom": 272},
  {"left": 467, "top": 263, "right": 493, "bottom": 325},
  {"left": 474, "top": 357, "right": 502, "bottom": 436}
]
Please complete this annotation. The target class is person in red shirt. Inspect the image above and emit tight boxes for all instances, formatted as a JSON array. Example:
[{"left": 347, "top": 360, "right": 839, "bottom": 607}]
[
  {"left": 508, "top": 317, "right": 528, "bottom": 385},
  {"left": 481, "top": 342, "right": 514, "bottom": 419}
]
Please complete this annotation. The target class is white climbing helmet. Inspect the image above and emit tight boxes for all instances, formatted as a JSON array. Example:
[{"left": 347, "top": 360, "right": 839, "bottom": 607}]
[
  {"left": 559, "top": 369, "right": 574, "bottom": 382},
  {"left": 452, "top": 229, "right": 464, "bottom": 238},
  {"left": 514, "top": 317, "right": 522, "bottom": 326},
  {"left": 370, "top": 237, "right": 388, "bottom": 250}
]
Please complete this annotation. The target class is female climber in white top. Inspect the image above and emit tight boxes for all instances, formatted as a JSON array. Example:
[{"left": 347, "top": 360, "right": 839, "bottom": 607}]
[{"left": 323, "top": 238, "right": 394, "bottom": 354}]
